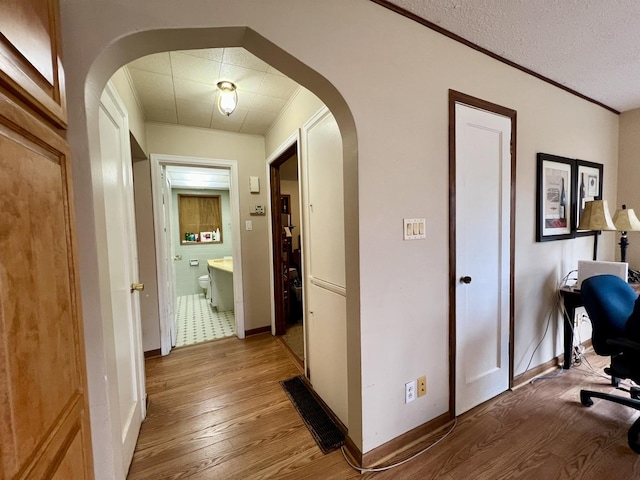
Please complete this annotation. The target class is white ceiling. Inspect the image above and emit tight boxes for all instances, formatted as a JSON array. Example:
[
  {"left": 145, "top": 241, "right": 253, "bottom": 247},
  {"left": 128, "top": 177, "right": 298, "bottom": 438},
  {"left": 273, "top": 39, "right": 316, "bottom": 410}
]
[
  {"left": 126, "top": 47, "right": 301, "bottom": 135},
  {"left": 383, "top": 0, "right": 640, "bottom": 113},
  {"left": 126, "top": 1, "right": 640, "bottom": 135}
]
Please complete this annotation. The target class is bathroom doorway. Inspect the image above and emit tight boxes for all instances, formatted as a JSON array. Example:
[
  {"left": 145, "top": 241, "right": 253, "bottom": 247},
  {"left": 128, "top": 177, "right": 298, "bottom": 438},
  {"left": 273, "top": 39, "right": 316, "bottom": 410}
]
[{"left": 150, "top": 154, "right": 245, "bottom": 355}]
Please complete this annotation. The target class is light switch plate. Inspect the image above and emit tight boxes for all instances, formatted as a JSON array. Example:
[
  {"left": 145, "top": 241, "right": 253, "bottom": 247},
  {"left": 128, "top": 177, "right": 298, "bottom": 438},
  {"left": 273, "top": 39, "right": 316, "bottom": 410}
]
[
  {"left": 245, "top": 220, "right": 253, "bottom": 231},
  {"left": 403, "top": 218, "right": 426, "bottom": 240},
  {"left": 249, "top": 176, "right": 260, "bottom": 193}
]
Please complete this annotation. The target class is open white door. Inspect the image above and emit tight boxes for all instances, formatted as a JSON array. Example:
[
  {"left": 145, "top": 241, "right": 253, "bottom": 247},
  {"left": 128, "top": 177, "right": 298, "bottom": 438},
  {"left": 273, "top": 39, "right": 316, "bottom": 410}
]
[
  {"left": 99, "top": 82, "right": 146, "bottom": 474},
  {"left": 161, "top": 168, "right": 177, "bottom": 347},
  {"left": 454, "top": 102, "right": 512, "bottom": 415}
]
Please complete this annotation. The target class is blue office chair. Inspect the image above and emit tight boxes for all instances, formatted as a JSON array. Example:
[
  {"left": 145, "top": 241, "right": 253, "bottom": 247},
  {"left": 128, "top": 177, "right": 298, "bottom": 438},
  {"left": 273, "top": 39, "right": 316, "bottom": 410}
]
[{"left": 580, "top": 274, "right": 640, "bottom": 453}]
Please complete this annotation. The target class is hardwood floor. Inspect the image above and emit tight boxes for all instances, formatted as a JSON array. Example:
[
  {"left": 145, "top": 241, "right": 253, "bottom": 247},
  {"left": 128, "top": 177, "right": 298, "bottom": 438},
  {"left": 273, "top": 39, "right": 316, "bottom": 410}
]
[{"left": 128, "top": 335, "right": 640, "bottom": 479}]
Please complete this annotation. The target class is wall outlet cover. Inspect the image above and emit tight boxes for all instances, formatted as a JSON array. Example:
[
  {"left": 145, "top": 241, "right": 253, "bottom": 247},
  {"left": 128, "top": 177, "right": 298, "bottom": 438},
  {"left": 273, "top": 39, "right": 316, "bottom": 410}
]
[
  {"left": 417, "top": 376, "right": 427, "bottom": 397},
  {"left": 405, "top": 380, "right": 416, "bottom": 403}
]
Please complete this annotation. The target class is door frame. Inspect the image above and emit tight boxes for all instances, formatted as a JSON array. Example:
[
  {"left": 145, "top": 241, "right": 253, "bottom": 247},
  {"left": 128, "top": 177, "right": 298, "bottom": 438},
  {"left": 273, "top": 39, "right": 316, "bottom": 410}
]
[
  {"left": 448, "top": 90, "right": 517, "bottom": 417},
  {"left": 269, "top": 142, "right": 298, "bottom": 336},
  {"left": 267, "top": 132, "right": 300, "bottom": 336},
  {"left": 151, "top": 153, "right": 246, "bottom": 354}
]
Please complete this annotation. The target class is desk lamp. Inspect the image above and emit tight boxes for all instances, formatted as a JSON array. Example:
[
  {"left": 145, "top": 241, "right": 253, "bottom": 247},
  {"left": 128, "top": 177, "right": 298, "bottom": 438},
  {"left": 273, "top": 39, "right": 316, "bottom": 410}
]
[
  {"left": 613, "top": 204, "right": 640, "bottom": 262},
  {"left": 577, "top": 200, "right": 616, "bottom": 261}
]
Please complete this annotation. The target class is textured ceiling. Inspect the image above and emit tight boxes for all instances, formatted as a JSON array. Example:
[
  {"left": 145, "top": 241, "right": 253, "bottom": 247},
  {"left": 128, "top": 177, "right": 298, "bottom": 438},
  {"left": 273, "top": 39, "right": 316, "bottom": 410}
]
[
  {"left": 126, "top": 1, "right": 640, "bottom": 133},
  {"left": 125, "top": 47, "right": 301, "bottom": 135},
  {"left": 383, "top": 0, "right": 640, "bottom": 113}
]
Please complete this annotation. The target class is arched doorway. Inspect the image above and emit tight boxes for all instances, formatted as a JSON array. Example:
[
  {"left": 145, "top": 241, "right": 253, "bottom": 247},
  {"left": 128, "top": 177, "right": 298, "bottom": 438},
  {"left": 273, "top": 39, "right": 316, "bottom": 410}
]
[{"left": 73, "top": 26, "right": 360, "bottom": 475}]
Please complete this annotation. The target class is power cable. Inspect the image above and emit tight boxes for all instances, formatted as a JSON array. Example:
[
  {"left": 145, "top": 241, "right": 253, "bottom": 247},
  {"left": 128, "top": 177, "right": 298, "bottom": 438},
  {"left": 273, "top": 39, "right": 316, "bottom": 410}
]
[{"left": 340, "top": 418, "right": 457, "bottom": 473}]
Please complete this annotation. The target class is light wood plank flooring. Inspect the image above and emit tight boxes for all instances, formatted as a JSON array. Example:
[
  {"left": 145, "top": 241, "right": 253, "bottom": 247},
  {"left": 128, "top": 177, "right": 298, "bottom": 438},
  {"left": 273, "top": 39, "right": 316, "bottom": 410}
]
[{"left": 128, "top": 335, "right": 640, "bottom": 479}]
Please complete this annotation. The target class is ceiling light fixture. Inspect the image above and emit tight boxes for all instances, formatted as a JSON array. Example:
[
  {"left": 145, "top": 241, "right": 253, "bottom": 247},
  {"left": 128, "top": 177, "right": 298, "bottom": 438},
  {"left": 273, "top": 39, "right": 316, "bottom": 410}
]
[{"left": 216, "top": 81, "right": 238, "bottom": 116}]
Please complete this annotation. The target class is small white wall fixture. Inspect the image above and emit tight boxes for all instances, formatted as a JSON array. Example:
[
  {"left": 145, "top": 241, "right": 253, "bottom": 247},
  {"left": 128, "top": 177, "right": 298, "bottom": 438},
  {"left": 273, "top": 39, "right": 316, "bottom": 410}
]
[{"left": 151, "top": 153, "right": 246, "bottom": 355}]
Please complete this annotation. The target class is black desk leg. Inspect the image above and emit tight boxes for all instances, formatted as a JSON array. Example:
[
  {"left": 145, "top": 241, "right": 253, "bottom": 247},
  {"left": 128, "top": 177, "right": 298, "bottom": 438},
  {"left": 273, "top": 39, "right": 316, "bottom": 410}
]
[{"left": 563, "top": 305, "right": 575, "bottom": 369}]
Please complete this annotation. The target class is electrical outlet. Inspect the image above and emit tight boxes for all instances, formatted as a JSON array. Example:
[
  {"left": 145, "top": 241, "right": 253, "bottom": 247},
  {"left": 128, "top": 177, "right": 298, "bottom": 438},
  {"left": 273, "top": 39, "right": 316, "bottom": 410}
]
[
  {"left": 574, "top": 307, "right": 589, "bottom": 326},
  {"left": 405, "top": 380, "right": 416, "bottom": 403},
  {"left": 417, "top": 376, "right": 427, "bottom": 397}
]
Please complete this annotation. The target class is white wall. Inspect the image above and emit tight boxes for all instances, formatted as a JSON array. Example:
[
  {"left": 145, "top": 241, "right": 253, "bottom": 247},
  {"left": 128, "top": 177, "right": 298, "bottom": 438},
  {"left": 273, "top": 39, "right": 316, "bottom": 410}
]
[{"left": 60, "top": 0, "right": 620, "bottom": 460}]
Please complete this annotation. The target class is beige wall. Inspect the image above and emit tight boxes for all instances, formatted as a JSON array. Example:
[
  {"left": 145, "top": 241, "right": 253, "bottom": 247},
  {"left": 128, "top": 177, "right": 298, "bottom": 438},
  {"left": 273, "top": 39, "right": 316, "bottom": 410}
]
[
  {"left": 145, "top": 123, "right": 270, "bottom": 331},
  {"left": 132, "top": 159, "right": 161, "bottom": 351},
  {"left": 110, "top": 69, "right": 147, "bottom": 154},
  {"left": 61, "top": 0, "right": 620, "bottom": 460},
  {"left": 266, "top": 88, "right": 324, "bottom": 155},
  {"left": 618, "top": 108, "right": 640, "bottom": 268}
]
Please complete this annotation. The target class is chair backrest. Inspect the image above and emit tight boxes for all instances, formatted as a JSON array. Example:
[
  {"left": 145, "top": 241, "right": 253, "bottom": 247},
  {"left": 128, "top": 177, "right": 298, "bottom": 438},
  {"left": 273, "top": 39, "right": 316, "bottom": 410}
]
[{"left": 580, "top": 274, "right": 638, "bottom": 355}]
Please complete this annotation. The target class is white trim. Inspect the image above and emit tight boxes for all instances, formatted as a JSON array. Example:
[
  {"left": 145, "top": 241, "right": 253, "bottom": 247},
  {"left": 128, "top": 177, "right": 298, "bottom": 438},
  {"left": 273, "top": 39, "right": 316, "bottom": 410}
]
[
  {"left": 151, "top": 153, "right": 245, "bottom": 355},
  {"left": 309, "top": 276, "right": 346, "bottom": 297},
  {"left": 303, "top": 105, "right": 332, "bottom": 132}
]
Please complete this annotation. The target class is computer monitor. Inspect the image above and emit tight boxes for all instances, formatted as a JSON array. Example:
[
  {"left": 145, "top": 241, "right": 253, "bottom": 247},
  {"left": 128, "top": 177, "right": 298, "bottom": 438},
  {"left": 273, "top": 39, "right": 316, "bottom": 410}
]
[{"left": 575, "top": 260, "right": 628, "bottom": 290}]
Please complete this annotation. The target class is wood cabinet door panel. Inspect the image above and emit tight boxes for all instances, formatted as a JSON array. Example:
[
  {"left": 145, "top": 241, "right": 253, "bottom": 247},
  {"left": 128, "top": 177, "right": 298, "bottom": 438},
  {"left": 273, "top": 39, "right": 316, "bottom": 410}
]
[
  {"left": 0, "top": 93, "right": 91, "bottom": 479},
  {"left": 0, "top": 0, "right": 67, "bottom": 127}
]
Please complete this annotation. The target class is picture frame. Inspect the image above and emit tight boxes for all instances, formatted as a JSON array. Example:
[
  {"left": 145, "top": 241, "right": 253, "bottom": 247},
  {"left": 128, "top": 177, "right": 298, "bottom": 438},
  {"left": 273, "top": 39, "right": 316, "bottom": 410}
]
[
  {"left": 575, "top": 159, "right": 603, "bottom": 236},
  {"left": 536, "top": 153, "right": 574, "bottom": 242}
]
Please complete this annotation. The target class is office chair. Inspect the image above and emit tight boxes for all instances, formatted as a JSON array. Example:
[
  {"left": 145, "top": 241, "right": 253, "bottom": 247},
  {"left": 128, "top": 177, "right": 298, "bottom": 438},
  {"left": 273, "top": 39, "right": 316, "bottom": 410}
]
[{"left": 579, "top": 274, "right": 640, "bottom": 453}]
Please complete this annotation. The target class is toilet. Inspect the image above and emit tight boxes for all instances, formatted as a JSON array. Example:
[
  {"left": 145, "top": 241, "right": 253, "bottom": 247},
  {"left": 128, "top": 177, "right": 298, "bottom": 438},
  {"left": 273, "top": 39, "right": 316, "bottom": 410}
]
[{"left": 198, "top": 274, "right": 210, "bottom": 299}]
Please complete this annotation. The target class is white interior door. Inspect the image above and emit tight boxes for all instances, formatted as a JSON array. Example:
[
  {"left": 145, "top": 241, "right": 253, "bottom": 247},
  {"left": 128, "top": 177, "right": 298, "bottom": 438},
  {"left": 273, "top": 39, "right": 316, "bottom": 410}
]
[
  {"left": 99, "top": 82, "right": 146, "bottom": 474},
  {"left": 301, "top": 108, "right": 348, "bottom": 425},
  {"left": 455, "top": 102, "right": 511, "bottom": 415},
  {"left": 162, "top": 170, "right": 177, "bottom": 347}
]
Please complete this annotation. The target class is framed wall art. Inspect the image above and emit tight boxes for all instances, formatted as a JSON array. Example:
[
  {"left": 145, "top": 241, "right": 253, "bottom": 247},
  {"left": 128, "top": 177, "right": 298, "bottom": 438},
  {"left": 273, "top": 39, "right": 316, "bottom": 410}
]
[
  {"left": 575, "top": 159, "right": 603, "bottom": 236},
  {"left": 536, "top": 153, "right": 574, "bottom": 242}
]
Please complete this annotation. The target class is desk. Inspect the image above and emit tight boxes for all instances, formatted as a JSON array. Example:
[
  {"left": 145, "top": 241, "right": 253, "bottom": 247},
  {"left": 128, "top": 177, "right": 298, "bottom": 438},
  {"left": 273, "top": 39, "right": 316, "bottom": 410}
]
[
  {"left": 559, "top": 283, "right": 640, "bottom": 369},
  {"left": 558, "top": 287, "right": 582, "bottom": 369}
]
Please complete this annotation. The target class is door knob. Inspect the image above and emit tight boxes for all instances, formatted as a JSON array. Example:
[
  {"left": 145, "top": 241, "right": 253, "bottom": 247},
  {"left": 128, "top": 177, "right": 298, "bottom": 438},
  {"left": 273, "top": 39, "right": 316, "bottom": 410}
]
[
  {"left": 460, "top": 276, "right": 472, "bottom": 284},
  {"left": 130, "top": 283, "right": 145, "bottom": 293}
]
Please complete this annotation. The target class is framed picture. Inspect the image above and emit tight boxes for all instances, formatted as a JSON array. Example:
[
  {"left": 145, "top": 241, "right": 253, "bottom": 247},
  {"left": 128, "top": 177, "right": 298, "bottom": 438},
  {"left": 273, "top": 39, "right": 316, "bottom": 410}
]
[
  {"left": 536, "top": 153, "right": 574, "bottom": 242},
  {"left": 575, "top": 160, "right": 603, "bottom": 236}
]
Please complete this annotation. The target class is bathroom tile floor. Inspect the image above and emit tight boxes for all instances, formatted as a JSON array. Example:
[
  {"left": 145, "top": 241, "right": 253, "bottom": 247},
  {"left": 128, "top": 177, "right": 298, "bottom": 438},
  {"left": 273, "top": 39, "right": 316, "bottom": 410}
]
[{"left": 175, "top": 293, "right": 235, "bottom": 347}]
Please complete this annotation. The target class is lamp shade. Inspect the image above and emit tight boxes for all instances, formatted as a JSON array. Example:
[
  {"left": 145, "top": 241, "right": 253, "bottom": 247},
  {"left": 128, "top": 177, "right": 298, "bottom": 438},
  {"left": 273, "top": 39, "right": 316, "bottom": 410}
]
[
  {"left": 216, "top": 81, "right": 237, "bottom": 116},
  {"left": 577, "top": 200, "right": 616, "bottom": 231},
  {"left": 613, "top": 206, "right": 640, "bottom": 232}
]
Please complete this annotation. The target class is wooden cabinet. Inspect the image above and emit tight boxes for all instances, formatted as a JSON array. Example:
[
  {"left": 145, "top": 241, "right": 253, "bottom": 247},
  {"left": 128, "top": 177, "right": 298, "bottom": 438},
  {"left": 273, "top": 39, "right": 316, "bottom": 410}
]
[
  {"left": 0, "top": 0, "right": 94, "bottom": 478},
  {"left": 0, "top": 0, "right": 67, "bottom": 127}
]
